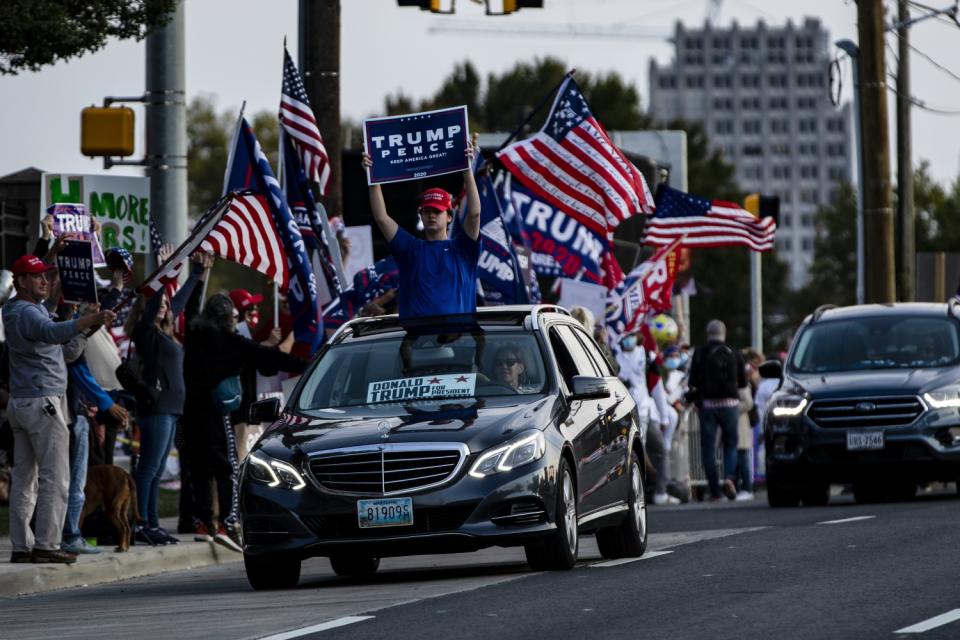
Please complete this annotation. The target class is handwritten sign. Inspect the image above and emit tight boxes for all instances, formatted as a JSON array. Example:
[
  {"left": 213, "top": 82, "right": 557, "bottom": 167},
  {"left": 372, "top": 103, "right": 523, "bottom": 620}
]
[
  {"left": 363, "top": 106, "right": 469, "bottom": 185},
  {"left": 55, "top": 239, "right": 98, "bottom": 304}
]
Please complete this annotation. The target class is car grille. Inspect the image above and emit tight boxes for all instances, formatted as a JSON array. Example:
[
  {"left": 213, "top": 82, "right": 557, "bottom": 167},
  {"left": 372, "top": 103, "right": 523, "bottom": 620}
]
[
  {"left": 808, "top": 396, "right": 924, "bottom": 429},
  {"left": 307, "top": 444, "right": 467, "bottom": 496},
  {"left": 300, "top": 503, "right": 478, "bottom": 539}
]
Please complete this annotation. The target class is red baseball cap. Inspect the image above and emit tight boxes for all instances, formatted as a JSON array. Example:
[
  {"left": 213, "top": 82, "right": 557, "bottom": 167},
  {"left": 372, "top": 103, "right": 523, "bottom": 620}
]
[
  {"left": 229, "top": 289, "right": 264, "bottom": 313},
  {"left": 12, "top": 255, "right": 56, "bottom": 277},
  {"left": 418, "top": 188, "right": 453, "bottom": 213}
]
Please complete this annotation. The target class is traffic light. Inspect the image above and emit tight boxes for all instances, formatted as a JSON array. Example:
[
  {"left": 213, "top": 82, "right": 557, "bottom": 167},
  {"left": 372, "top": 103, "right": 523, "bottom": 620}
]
[
  {"left": 81, "top": 106, "right": 135, "bottom": 157},
  {"left": 744, "top": 193, "right": 780, "bottom": 225},
  {"left": 490, "top": 0, "right": 544, "bottom": 14},
  {"left": 397, "top": 0, "right": 447, "bottom": 13}
]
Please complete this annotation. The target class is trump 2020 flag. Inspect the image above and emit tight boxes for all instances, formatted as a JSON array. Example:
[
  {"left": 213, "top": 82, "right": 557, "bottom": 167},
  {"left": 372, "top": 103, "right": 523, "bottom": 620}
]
[{"left": 225, "top": 116, "right": 322, "bottom": 356}]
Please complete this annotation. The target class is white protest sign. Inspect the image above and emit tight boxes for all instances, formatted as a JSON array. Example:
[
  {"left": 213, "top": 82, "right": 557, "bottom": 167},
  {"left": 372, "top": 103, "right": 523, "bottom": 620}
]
[
  {"left": 557, "top": 278, "right": 608, "bottom": 323},
  {"left": 343, "top": 225, "right": 374, "bottom": 282},
  {"left": 40, "top": 173, "right": 151, "bottom": 254}
]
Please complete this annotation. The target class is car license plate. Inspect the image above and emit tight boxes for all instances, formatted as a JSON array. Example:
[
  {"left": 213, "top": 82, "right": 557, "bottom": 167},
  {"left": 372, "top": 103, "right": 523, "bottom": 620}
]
[
  {"left": 846, "top": 431, "right": 884, "bottom": 451},
  {"left": 357, "top": 497, "right": 414, "bottom": 529}
]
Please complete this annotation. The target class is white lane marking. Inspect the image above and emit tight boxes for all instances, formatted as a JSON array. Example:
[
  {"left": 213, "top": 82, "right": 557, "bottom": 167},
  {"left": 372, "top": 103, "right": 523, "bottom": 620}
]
[
  {"left": 591, "top": 550, "right": 674, "bottom": 567},
  {"left": 258, "top": 616, "right": 375, "bottom": 640},
  {"left": 817, "top": 515, "right": 876, "bottom": 525},
  {"left": 895, "top": 609, "right": 960, "bottom": 634}
]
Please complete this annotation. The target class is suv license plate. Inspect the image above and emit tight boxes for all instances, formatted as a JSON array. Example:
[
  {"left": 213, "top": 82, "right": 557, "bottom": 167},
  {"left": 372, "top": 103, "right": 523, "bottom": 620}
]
[
  {"left": 846, "top": 431, "right": 884, "bottom": 451},
  {"left": 357, "top": 497, "right": 414, "bottom": 529}
]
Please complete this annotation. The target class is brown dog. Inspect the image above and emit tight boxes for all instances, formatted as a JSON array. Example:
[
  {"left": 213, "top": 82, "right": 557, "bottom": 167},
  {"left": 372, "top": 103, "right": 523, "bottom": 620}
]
[{"left": 81, "top": 464, "right": 141, "bottom": 552}]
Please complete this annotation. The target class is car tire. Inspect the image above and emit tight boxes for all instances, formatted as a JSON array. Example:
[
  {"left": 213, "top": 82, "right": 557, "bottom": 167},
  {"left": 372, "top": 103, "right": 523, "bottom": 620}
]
[
  {"left": 244, "top": 552, "right": 301, "bottom": 590},
  {"left": 800, "top": 482, "right": 831, "bottom": 507},
  {"left": 525, "top": 457, "right": 578, "bottom": 571},
  {"left": 767, "top": 475, "right": 801, "bottom": 508},
  {"left": 329, "top": 553, "right": 381, "bottom": 577},
  {"left": 597, "top": 452, "right": 648, "bottom": 560}
]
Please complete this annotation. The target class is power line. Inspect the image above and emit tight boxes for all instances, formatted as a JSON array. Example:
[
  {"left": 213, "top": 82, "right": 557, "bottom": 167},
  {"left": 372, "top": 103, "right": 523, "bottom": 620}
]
[
  {"left": 890, "top": 28, "right": 960, "bottom": 83},
  {"left": 885, "top": 72, "right": 960, "bottom": 114}
]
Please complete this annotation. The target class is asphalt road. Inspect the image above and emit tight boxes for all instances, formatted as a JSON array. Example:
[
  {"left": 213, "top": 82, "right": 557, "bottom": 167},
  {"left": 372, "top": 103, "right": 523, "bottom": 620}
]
[{"left": 2, "top": 489, "right": 959, "bottom": 640}]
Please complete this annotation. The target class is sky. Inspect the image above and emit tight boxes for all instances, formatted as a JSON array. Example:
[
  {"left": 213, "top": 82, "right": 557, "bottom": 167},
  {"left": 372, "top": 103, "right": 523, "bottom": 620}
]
[{"left": 2, "top": 0, "right": 959, "bottom": 186}]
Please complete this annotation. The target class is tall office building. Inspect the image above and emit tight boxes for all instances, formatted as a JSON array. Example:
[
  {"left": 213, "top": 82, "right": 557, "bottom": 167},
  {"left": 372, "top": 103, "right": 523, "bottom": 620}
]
[{"left": 648, "top": 18, "right": 852, "bottom": 288}]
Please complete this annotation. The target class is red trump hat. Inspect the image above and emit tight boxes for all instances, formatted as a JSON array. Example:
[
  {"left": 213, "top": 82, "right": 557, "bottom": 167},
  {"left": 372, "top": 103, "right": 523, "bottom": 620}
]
[
  {"left": 12, "top": 255, "right": 56, "bottom": 277},
  {"left": 418, "top": 188, "right": 453, "bottom": 213}
]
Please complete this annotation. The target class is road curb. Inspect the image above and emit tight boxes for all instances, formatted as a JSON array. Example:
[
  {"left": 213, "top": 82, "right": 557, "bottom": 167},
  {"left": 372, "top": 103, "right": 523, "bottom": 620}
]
[{"left": 0, "top": 540, "right": 242, "bottom": 598}]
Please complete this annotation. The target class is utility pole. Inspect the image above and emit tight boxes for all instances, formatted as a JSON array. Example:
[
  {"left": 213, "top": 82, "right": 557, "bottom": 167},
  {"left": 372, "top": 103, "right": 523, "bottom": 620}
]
[
  {"left": 145, "top": 0, "right": 188, "bottom": 252},
  {"left": 299, "top": 0, "right": 342, "bottom": 219},
  {"left": 836, "top": 40, "right": 866, "bottom": 305},
  {"left": 857, "top": 0, "right": 896, "bottom": 303},
  {"left": 896, "top": 0, "right": 916, "bottom": 301}
]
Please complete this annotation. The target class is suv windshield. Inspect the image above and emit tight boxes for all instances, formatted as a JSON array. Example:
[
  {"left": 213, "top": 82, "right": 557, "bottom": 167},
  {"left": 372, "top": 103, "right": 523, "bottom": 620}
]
[
  {"left": 296, "top": 330, "right": 547, "bottom": 410},
  {"left": 790, "top": 315, "right": 960, "bottom": 373}
]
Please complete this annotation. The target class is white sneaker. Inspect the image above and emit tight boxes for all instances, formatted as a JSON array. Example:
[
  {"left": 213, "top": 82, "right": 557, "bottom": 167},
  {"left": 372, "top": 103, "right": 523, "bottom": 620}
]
[
  {"left": 734, "top": 491, "right": 754, "bottom": 502},
  {"left": 653, "top": 493, "right": 681, "bottom": 505}
]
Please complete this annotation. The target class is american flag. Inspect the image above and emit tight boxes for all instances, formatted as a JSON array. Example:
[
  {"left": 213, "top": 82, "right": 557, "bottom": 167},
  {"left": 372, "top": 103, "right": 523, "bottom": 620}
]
[
  {"left": 280, "top": 48, "right": 331, "bottom": 196},
  {"left": 140, "top": 194, "right": 236, "bottom": 296},
  {"left": 645, "top": 184, "right": 777, "bottom": 252},
  {"left": 496, "top": 76, "right": 654, "bottom": 238},
  {"left": 200, "top": 193, "right": 289, "bottom": 289}
]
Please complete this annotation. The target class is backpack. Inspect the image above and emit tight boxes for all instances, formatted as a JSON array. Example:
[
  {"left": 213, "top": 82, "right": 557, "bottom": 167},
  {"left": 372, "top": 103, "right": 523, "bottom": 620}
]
[{"left": 701, "top": 343, "right": 737, "bottom": 399}]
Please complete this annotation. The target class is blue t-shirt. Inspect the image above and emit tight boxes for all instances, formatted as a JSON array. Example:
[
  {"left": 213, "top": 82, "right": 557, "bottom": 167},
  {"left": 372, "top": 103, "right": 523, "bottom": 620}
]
[{"left": 389, "top": 227, "right": 480, "bottom": 318}]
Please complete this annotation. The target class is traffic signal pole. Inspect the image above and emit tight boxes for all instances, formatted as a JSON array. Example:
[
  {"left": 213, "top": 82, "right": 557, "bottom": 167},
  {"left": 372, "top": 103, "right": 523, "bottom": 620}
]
[{"left": 145, "top": 0, "right": 188, "bottom": 253}]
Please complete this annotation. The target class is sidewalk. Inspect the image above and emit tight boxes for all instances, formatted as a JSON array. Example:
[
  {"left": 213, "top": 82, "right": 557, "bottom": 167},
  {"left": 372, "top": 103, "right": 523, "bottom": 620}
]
[{"left": 0, "top": 517, "right": 242, "bottom": 598}]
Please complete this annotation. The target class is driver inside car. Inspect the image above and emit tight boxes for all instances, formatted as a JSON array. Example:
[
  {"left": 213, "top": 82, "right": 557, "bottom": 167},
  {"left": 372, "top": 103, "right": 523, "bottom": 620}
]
[{"left": 490, "top": 344, "right": 536, "bottom": 393}]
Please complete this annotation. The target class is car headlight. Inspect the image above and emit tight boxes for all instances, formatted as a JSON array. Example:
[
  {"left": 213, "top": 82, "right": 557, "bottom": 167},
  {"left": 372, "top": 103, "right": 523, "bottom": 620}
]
[
  {"left": 469, "top": 430, "right": 546, "bottom": 478},
  {"left": 923, "top": 384, "right": 960, "bottom": 409},
  {"left": 771, "top": 395, "right": 808, "bottom": 417},
  {"left": 247, "top": 451, "right": 306, "bottom": 490}
]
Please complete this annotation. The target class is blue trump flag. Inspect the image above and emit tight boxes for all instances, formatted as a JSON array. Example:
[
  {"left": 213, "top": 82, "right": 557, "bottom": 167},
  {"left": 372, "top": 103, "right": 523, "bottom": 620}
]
[
  {"left": 225, "top": 116, "right": 322, "bottom": 356},
  {"left": 451, "top": 155, "right": 529, "bottom": 305},
  {"left": 280, "top": 130, "right": 343, "bottom": 301}
]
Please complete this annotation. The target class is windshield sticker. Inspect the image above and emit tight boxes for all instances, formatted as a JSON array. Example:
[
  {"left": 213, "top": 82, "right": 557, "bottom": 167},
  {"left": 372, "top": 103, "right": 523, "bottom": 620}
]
[{"left": 367, "top": 373, "right": 477, "bottom": 403}]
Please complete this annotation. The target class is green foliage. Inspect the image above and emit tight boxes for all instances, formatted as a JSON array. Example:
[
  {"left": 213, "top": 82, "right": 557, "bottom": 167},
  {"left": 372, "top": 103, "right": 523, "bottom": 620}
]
[
  {"left": 914, "top": 160, "right": 960, "bottom": 252},
  {"left": 0, "top": 0, "right": 176, "bottom": 74},
  {"left": 798, "top": 183, "right": 857, "bottom": 310},
  {"left": 186, "top": 95, "right": 278, "bottom": 219},
  {"left": 385, "top": 57, "right": 652, "bottom": 134}
]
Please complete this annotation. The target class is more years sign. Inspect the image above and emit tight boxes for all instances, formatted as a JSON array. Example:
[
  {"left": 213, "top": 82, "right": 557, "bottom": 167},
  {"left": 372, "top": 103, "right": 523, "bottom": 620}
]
[{"left": 41, "top": 173, "right": 151, "bottom": 254}]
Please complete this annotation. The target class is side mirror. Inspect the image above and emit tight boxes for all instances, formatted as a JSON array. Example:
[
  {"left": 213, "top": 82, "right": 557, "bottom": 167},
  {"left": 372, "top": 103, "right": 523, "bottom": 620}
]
[
  {"left": 249, "top": 397, "right": 281, "bottom": 424},
  {"left": 570, "top": 375, "right": 611, "bottom": 400},
  {"left": 758, "top": 360, "right": 783, "bottom": 380}
]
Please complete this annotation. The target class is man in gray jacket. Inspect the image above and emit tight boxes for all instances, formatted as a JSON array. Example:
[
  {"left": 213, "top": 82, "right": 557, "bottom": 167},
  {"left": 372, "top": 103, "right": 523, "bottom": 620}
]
[{"left": 5, "top": 254, "right": 114, "bottom": 564}]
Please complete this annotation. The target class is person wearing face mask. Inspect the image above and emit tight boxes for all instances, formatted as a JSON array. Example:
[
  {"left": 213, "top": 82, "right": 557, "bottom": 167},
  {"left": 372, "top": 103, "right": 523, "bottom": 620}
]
[
  {"left": 228, "top": 288, "right": 291, "bottom": 460},
  {"left": 182, "top": 291, "right": 306, "bottom": 550},
  {"left": 616, "top": 331, "right": 675, "bottom": 505}
]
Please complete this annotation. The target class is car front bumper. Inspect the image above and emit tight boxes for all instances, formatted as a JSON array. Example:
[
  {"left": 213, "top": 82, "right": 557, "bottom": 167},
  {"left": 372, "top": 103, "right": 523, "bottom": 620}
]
[{"left": 239, "top": 451, "right": 561, "bottom": 559}]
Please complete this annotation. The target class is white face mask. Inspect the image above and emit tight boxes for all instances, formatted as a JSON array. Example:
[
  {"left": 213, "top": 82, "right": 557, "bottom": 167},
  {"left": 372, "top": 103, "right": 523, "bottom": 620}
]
[{"left": 622, "top": 336, "right": 637, "bottom": 351}]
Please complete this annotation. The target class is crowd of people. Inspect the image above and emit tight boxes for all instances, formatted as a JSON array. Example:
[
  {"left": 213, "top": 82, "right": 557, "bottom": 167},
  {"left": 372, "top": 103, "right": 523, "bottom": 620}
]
[
  {"left": 1, "top": 149, "right": 778, "bottom": 565},
  {"left": 0, "top": 220, "right": 307, "bottom": 564}
]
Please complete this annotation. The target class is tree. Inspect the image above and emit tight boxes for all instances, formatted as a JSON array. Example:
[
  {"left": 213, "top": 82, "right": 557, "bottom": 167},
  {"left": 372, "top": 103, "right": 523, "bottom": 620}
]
[
  {"left": 385, "top": 57, "right": 652, "bottom": 134},
  {"left": 0, "top": 0, "right": 176, "bottom": 75},
  {"left": 914, "top": 160, "right": 960, "bottom": 252}
]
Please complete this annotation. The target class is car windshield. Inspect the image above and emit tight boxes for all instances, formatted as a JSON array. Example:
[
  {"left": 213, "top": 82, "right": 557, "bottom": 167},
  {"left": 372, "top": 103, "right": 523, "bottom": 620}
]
[
  {"left": 296, "top": 330, "right": 548, "bottom": 410},
  {"left": 789, "top": 315, "right": 960, "bottom": 373}
]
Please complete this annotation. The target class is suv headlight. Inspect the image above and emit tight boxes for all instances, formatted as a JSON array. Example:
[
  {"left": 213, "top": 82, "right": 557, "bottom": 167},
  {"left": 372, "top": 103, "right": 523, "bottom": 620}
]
[
  {"left": 469, "top": 430, "right": 546, "bottom": 478},
  {"left": 247, "top": 451, "right": 306, "bottom": 490},
  {"left": 923, "top": 384, "right": 960, "bottom": 409},
  {"left": 771, "top": 395, "right": 809, "bottom": 417}
]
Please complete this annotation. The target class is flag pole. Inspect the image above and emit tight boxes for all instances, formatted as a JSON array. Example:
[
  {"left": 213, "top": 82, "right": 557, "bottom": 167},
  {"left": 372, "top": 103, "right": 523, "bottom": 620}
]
[{"left": 496, "top": 69, "right": 576, "bottom": 152}]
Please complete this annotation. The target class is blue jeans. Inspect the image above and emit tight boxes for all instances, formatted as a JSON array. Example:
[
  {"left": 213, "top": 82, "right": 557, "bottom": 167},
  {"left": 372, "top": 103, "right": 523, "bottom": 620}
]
[
  {"left": 63, "top": 415, "right": 90, "bottom": 542},
  {"left": 135, "top": 414, "right": 177, "bottom": 528},
  {"left": 698, "top": 406, "right": 739, "bottom": 499}
]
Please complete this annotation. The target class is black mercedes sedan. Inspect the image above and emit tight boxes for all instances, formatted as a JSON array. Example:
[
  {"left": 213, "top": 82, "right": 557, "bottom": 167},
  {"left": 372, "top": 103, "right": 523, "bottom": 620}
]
[
  {"left": 238, "top": 305, "right": 648, "bottom": 590},
  {"left": 762, "top": 303, "right": 960, "bottom": 507}
]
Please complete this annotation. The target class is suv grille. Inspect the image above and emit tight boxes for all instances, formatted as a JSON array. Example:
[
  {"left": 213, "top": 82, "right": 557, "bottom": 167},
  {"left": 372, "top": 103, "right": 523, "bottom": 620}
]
[
  {"left": 808, "top": 396, "right": 924, "bottom": 429},
  {"left": 307, "top": 444, "right": 467, "bottom": 496}
]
